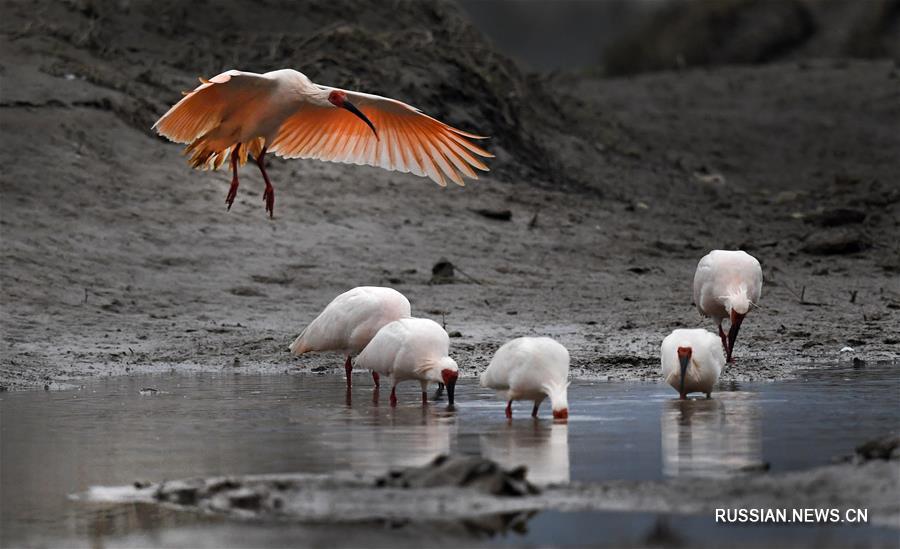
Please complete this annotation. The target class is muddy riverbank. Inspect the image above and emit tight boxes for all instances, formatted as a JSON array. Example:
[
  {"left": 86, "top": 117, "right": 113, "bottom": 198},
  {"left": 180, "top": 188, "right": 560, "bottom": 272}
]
[{"left": 1, "top": 0, "right": 899, "bottom": 390}]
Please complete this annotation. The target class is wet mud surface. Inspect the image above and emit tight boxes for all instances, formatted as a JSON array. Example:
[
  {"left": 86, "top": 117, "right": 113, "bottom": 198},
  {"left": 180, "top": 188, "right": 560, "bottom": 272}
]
[{"left": 1, "top": 1, "right": 899, "bottom": 391}]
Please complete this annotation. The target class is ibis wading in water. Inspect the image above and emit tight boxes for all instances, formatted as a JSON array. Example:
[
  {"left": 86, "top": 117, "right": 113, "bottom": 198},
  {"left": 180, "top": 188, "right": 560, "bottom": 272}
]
[
  {"left": 289, "top": 287, "right": 411, "bottom": 388},
  {"left": 354, "top": 318, "right": 459, "bottom": 407},
  {"left": 661, "top": 328, "right": 725, "bottom": 399},
  {"left": 480, "top": 337, "right": 570, "bottom": 420},
  {"left": 693, "top": 250, "right": 762, "bottom": 362},
  {"left": 153, "top": 69, "right": 493, "bottom": 217}
]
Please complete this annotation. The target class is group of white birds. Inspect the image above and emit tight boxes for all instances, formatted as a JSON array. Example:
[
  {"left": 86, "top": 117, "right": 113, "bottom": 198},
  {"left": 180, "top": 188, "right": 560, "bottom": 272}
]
[
  {"left": 286, "top": 249, "right": 762, "bottom": 417},
  {"left": 153, "top": 69, "right": 763, "bottom": 414},
  {"left": 287, "top": 286, "right": 571, "bottom": 418}
]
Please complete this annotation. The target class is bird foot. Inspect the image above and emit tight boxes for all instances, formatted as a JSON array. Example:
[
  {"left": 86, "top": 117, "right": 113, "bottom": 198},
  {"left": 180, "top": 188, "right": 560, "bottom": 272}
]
[
  {"left": 262, "top": 184, "right": 274, "bottom": 218},
  {"left": 226, "top": 177, "right": 239, "bottom": 210}
]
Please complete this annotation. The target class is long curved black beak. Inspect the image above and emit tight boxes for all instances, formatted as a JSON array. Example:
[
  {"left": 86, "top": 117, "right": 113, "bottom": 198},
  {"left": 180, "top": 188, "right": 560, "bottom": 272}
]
[
  {"left": 727, "top": 311, "right": 745, "bottom": 362},
  {"left": 446, "top": 379, "right": 456, "bottom": 406},
  {"left": 678, "top": 354, "right": 690, "bottom": 399},
  {"left": 342, "top": 100, "right": 378, "bottom": 139}
]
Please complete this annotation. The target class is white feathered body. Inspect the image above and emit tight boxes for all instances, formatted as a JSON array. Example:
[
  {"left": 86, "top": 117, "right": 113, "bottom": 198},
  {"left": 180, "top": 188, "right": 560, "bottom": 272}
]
[
  {"left": 354, "top": 318, "right": 457, "bottom": 386},
  {"left": 693, "top": 250, "right": 762, "bottom": 321},
  {"left": 289, "top": 286, "right": 411, "bottom": 357},
  {"left": 480, "top": 337, "right": 570, "bottom": 412},
  {"left": 660, "top": 329, "right": 725, "bottom": 396}
]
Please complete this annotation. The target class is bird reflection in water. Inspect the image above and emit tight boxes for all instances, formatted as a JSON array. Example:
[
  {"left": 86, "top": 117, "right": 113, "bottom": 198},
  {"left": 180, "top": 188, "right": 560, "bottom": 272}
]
[
  {"left": 660, "top": 392, "right": 764, "bottom": 478},
  {"left": 337, "top": 405, "right": 459, "bottom": 476},
  {"left": 479, "top": 421, "right": 570, "bottom": 486}
]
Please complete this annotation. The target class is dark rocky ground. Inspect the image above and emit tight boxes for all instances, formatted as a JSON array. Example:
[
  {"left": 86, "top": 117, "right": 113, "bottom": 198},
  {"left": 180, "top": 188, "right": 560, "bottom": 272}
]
[{"left": 1, "top": 0, "right": 899, "bottom": 390}]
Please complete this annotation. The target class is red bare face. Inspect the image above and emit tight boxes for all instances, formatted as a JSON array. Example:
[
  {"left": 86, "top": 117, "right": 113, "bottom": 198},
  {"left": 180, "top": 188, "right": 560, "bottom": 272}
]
[
  {"left": 441, "top": 368, "right": 458, "bottom": 406},
  {"left": 677, "top": 346, "right": 692, "bottom": 361},
  {"left": 441, "top": 369, "right": 458, "bottom": 385},
  {"left": 327, "top": 90, "right": 347, "bottom": 108}
]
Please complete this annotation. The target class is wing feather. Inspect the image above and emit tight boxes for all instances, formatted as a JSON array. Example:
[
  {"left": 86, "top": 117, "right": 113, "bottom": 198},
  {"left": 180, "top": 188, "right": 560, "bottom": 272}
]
[
  {"left": 269, "top": 87, "right": 492, "bottom": 185},
  {"left": 153, "top": 70, "right": 274, "bottom": 145},
  {"left": 408, "top": 123, "right": 444, "bottom": 186},
  {"left": 395, "top": 117, "right": 425, "bottom": 177},
  {"left": 436, "top": 136, "right": 478, "bottom": 179}
]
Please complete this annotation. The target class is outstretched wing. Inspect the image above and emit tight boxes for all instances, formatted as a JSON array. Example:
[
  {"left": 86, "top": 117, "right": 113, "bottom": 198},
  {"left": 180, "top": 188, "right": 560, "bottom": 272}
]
[
  {"left": 269, "top": 88, "right": 493, "bottom": 187},
  {"left": 152, "top": 70, "right": 275, "bottom": 145}
]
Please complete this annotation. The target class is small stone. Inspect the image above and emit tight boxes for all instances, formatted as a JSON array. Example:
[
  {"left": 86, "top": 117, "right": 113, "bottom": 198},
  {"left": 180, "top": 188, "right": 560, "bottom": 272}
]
[
  {"left": 855, "top": 435, "right": 900, "bottom": 461},
  {"left": 156, "top": 480, "right": 200, "bottom": 505},
  {"left": 228, "top": 488, "right": 262, "bottom": 511},
  {"left": 430, "top": 259, "right": 455, "bottom": 284},
  {"left": 802, "top": 229, "right": 870, "bottom": 255},
  {"left": 473, "top": 208, "right": 512, "bottom": 221},
  {"left": 738, "top": 462, "right": 771, "bottom": 473},
  {"left": 374, "top": 455, "right": 539, "bottom": 497},
  {"left": 806, "top": 208, "right": 866, "bottom": 227}
]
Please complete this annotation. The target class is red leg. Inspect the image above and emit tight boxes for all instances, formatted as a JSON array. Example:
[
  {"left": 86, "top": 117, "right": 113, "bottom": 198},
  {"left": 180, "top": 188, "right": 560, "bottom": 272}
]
[
  {"left": 255, "top": 146, "right": 275, "bottom": 218},
  {"left": 532, "top": 402, "right": 540, "bottom": 418},
  {"left": 372, "top": 371, "right": 380, "bottom": 388},
  {"left": 505, "top": 400, "right": 513, "bottom": 419},
  {"left": 422, "top": 391, "right": 428, "bottom": 405},
  {"left": 390, "top": 386, "right": 397, "bottom": 408},
  {"left": 226, "top": 144, "right": 241, "bottom": 210},
  {"left": 344, "top": 356, "right": 352, "bottom": 388}
]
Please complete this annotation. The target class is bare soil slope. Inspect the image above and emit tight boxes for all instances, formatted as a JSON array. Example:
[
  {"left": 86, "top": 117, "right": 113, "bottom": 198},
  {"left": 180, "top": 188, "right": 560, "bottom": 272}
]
[{"left": 1, "top": 0, "right": 898, "bottom": 390}]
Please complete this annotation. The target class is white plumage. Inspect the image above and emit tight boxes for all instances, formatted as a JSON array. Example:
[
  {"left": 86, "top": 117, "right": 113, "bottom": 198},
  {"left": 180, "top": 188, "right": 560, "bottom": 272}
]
[
  {"left": 480, "top": 337, "right": 570, "bottom": 419},
  {"left": 693, "top": 250, "right": 762, "bottom": 362},
  {"left": 289, "top": 286, "right": 411, "bottom": 387},
  {"left": 354, "top": 318, "right": 459, "bottom": 406},
  {"left": 660, "top": 328, "right": 725, "bottom": 399}
]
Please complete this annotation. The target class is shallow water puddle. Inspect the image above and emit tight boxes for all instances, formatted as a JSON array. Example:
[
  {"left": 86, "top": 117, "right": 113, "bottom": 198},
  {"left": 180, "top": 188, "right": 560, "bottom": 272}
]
[{"left": 1, "top": 363, "right": 897, "bottom": 547}]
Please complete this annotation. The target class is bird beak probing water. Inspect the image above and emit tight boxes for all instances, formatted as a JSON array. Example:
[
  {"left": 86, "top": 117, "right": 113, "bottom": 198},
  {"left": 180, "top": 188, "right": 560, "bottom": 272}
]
[
  {"left": 677, "top": 346, "right": 692, "bottom": 400},
  {"left": 726, "top": 310, "right": 745, "bottom": 362},
  {"left": 441, "top": 369, "right": 457, "bottom": 406}
]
